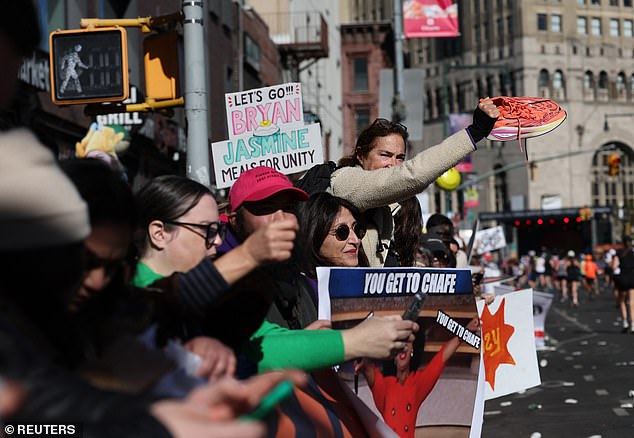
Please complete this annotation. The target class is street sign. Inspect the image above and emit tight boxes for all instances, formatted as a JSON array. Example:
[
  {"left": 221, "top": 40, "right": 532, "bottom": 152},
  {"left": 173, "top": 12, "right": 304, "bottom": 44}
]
[{"left": 49, "top": 27, "right": 129, "bottom": 105}]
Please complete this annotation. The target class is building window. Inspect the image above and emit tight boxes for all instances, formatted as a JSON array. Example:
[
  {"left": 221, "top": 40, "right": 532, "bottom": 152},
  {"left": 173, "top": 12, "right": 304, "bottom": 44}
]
[
  {"left": 537, "top": 13, "right": 547, "bottom": 31},
  {"left": 578, "top": 16, "right": 587, "bottom": 34},
  {"left": 610, "top": 19, "right": 620, "bottom": 36},
  {"left": 355, "top": 109, "right": 370, "bottom": 135},
  {"left": 552, "top": 14, "right": 562, "bottom": 32},
  {"left": 609, "top": 0, "right": 618, "bottom": 5},
  {"left": 591, "top": 0, "right": 601, "bottom": 4},
  {"left": 538, "top": 69, "right": 550, "bottom": 88},
  {"left": 625, "top": 19, "right": 633, "bottom": 37},
  {"left": 617, "top": 71, "right": 626, "bottom": 91},
  {"left": 584, "top": 71, "right": 594, "bottom": 90},
  {"left": 626, "top": 0, "right": 633, "bottom": 6},
  {"left": 244, "top": 35, "right": 260, "bottom": 71},
  {"left": 352, "top": 58, "right": 368, "bottom": 91},
  {"left": 598, "top": 71, "right": 608, "bottom": 89},
  {"left": 578, "top": 0, "right": 586, "bottom": 4},
  {"left": 591, "top": 17, "right": 602, "bottom": 35},
  {"left": 630, "top": 73, "right": 634, "bottom": 92},
  {"left": 553, "top": 70, "right": 565, "bottom": 89}
]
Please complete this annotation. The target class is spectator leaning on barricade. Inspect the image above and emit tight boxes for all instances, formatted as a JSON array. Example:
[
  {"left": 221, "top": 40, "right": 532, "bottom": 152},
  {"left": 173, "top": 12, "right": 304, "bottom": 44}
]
[
  {"left": 0, "top": 128, "right": 305, "bottom": 438},
  {"left": 134, "top": 172, "right": 419, "bottom": 376},
  {"left": 218, "top": 166, "right": 317, "bottom": 330},
  {"left": 329, "top": 101, "right": 499, "bottom": 267}
]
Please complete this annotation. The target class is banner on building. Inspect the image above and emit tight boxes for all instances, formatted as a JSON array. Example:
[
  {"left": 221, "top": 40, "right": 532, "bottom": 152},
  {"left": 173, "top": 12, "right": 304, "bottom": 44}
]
[
  {"left": 476, "top": 290, "right": 541, "bottom": 400},
  {"left": 403, "top": 0, "right": 460, "bottom": 38},
  {"left": 212, "top": 82, "right": 323, "bottom": 188}
]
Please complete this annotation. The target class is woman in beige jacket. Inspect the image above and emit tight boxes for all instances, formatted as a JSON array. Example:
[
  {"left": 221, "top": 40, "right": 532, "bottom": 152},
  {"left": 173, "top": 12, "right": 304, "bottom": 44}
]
[{"left": 330, "top": 99, "right": 499, "bottom": 267}]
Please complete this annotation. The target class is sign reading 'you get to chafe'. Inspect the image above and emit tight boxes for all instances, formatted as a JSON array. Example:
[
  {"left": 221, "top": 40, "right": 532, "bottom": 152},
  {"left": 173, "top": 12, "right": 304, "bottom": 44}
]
[{"left": 49, "top": 27, "right": 129, "bottom": 105}]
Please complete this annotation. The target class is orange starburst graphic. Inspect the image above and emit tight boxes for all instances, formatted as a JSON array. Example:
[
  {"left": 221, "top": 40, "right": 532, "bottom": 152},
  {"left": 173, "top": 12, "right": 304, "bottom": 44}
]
[{"left": 481, "top": 297, "right": 516, "bottom": 390}]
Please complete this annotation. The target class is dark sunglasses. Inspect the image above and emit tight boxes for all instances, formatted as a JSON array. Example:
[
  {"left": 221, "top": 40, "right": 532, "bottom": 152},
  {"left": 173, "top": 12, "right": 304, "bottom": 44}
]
[
  {"left": 83, "top": 246, "right": 125, "bottom": 277},
  {"left": 164, "top": 220, "right": 226, "bottom": 249},
  {"left": 242, "top": 201, "right": 298, "bottom": 217},
  {"left": 330, "top": 223, "right": 367, "bottom": 241},
  {"left": 370, "top": 118, "right": 408, "bottom": 132}
]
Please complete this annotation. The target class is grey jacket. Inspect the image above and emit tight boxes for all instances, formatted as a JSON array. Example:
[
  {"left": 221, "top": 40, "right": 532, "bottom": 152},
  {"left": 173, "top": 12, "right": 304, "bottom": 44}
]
[{"left": 329, "top": 129, "right": 475, "bottom": 267}]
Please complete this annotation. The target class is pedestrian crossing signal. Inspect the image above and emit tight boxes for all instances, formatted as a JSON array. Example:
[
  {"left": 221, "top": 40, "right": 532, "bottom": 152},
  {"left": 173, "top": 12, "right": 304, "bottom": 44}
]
[{"left": 49, "top": 27, "right": 129, "bottom": 105}]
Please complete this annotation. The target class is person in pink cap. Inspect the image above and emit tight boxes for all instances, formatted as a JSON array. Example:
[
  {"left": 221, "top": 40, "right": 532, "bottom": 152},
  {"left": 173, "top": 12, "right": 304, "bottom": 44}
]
[{"left": 217, "top": 166, "right": 314, "bottom": 330}]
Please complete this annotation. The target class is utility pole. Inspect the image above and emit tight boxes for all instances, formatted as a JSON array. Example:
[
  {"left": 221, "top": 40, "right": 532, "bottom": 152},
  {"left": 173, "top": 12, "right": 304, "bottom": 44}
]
[
  {"left": 392, "top": 0, "right": 405, "bottom": 122},
  {"left": 183, "top": 0, "right": 210, "bottom": 186}
]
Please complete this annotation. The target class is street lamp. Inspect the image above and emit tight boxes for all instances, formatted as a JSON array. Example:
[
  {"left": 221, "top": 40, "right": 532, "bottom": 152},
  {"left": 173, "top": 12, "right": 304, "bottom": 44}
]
[{"left": 603, "top": 113, "right": 634, "bottom": 131}]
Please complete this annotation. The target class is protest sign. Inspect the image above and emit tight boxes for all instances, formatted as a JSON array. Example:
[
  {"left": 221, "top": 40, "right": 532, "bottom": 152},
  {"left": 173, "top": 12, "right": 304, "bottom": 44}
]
[
  {"left": 317, "top": 266, "right": 482, "bottom": 436},
  {"left": 225, "top": 83, "right": 304, "bottom": 139},
  {"left": 473, "top": 225, "right": 507, "bottom": 254},
  {"left": 211, "top": 123, "right": 323, "bottom": 188},
  {"left": 212, "top": 82, "right": 324, "bottom": 188},
  {"left": 477, "top": 290, "right": 541, "bottom": 400}
]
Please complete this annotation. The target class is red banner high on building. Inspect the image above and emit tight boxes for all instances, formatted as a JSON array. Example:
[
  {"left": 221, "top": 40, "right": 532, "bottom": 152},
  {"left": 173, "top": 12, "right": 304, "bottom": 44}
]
[{"left": 403, "top": 0, "right": 459, "bottom": 38}]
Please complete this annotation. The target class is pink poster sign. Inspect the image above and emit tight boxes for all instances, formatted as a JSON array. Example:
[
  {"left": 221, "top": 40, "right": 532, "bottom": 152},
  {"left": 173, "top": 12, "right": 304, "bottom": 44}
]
[{"left": 403, "top": 0, "right": 460, "bottom": 38}]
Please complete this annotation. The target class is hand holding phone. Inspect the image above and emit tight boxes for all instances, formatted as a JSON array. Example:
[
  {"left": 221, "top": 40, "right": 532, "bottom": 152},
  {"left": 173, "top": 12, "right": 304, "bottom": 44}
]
[{"left": 402, "top": 291, "right": 427, "bottom": 321}]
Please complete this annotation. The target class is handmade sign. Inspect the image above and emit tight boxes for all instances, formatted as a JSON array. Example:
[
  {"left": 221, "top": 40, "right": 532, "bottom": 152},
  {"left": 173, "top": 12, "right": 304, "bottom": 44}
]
[
  {"left": 477, "top": 290, "right": 541, "bottom": 399},
  {"left": 212, "top": 82, "right": 324, "bottom": 188}
]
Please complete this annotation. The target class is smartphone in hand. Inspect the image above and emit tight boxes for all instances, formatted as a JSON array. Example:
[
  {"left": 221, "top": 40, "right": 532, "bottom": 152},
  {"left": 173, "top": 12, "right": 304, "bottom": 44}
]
[{"left": 402, "top": 291, "right": 427, "bottom": 321}]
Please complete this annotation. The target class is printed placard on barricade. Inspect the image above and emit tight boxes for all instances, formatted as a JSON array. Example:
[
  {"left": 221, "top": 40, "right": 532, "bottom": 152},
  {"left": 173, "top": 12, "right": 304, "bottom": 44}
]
[
  {"left": 477, "top": 290, "right": 541, "bottom": 400},
  {"left": 316, "top": 266, "right": 474, "bottom": 321},
  {"left": 211, "top": 123, "right": 324, "bottom": 188},
  {"left": 316, "top": 266, "right": 483, "bottom": 435},
  {"left": 225, "top": 83, "right": 304, "bottom": 139}
]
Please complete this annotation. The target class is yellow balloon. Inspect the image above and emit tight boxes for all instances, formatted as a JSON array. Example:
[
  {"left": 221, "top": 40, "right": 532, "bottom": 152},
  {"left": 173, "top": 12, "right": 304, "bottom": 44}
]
[{"left": 436, "top": 167, "right": 461, "bottom": 191}]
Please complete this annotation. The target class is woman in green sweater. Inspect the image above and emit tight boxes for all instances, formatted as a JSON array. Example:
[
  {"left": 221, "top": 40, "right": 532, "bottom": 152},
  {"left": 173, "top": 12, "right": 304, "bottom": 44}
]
[{"left": 133, "top": 175, "right": 418, "bottom": 373}]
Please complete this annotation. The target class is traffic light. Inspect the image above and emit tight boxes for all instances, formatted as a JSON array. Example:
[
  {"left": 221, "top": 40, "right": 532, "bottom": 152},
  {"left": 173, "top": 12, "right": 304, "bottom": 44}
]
[
  {"left": 50, "top": 27, "right": 129, "bottom": 105},
  {"left": 143, "top": 31, "right": 180, "bottom": 100},
  {"left": 607, "top": 153, "right": 621, "bottom": 176}
]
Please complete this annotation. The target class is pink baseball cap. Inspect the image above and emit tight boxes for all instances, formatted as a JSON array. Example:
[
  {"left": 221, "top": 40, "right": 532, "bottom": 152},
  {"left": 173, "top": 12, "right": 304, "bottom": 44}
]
[{"left": 229, "top": 166, "right": 308, "bottom": 212}]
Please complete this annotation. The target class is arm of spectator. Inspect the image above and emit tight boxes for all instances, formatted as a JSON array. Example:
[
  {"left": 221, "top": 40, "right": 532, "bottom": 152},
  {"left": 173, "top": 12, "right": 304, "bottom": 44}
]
[
  {"left": 213, "top": 216, "right": 298, "bottom": 286},
  {"left": 341, "top": 315, "right": 418, "bottom": 361},
  {"left": 184, "top": 337, "right": 237, "bottom": 382},
  {"left": 245, "top": 321, "right": 345, "bottom": 373},
  {"left": 330, "top": 101, "right": 497, "bottom": 212}
]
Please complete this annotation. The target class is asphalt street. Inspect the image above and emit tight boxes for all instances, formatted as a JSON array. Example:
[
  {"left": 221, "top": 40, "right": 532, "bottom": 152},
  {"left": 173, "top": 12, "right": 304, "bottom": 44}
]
[{"left": 482, "top": 286, "right": 634, "bottom": 438}]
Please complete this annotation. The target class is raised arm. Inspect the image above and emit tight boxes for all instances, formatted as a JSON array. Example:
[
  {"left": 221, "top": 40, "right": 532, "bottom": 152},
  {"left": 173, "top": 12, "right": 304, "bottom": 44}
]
[{"left": 330, "top": 100, "right": 498, "bottom": 212}]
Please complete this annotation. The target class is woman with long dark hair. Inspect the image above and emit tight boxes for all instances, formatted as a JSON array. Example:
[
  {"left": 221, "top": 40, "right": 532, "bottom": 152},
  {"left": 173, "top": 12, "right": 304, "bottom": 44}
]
[
  {"left": 330, "top": 100, "right": 499, "bottom": 267},
  {"left": 296, "top": 192, "right": 369, "bottom": 278}
]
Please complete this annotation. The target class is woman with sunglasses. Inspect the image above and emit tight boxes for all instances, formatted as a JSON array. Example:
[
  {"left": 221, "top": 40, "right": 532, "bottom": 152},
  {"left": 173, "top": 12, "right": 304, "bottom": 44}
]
[
  {"left": 296, "top": 192, "right": 369, "bottom": 278},
  {"left": 331, "top": 100, "right": 499, "bottom": 267}
]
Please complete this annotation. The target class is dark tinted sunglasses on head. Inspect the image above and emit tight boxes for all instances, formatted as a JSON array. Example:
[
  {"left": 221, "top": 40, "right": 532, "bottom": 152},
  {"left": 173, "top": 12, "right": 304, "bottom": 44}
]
[
  {"left": 370, "top": 118, "right": 408, "bottom": 132},
  {"left": 331, "top": 223, "right": 366, "bottom": 241}
]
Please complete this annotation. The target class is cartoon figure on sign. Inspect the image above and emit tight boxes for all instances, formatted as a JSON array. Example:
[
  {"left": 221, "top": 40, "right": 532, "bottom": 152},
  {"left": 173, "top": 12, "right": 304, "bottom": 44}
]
[
  {"left": 480, "top": 297, "right": 516, "bottom": 390},
  {"left": 60, "top": 44, "right": 90, "bottom": 93}
]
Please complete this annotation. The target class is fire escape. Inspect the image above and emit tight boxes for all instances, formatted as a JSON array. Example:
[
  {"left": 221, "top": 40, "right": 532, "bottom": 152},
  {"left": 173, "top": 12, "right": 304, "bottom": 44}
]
[{"left": 267, "top": 11, "right": 329, "bottom": 82}]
